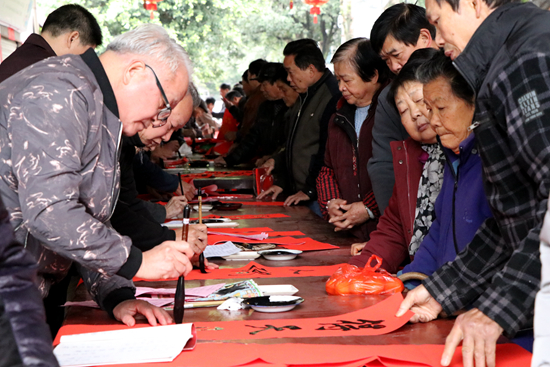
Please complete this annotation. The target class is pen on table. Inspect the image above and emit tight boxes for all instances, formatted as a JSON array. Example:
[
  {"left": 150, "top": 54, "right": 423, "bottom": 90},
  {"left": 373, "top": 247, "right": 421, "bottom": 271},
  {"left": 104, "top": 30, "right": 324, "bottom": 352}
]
[
  {"left": 198, "top": 196, "right": 207, "bottom": 273},
  {"left": 174, "top": 204, "right": 190, "bottom": 324}
]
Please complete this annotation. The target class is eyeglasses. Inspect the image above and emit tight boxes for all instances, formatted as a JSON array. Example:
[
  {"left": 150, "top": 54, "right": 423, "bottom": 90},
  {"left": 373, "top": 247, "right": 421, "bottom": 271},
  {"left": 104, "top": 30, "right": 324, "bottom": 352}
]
[{"left": 145, "top": 64, "right": 171, "bottom": 128}]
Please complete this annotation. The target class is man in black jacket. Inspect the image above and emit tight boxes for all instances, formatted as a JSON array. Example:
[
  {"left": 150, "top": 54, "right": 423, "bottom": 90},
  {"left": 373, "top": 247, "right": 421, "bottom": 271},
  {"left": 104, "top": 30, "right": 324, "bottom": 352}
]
[
  {"left": 367, "top": 4, "right": 438, "bottom": 214},
  {"left": 258, "top": 39, "right": 340, "bottom": 215},
  {"left": 214, "top": 63, "right": 289, "bottom": 167}
]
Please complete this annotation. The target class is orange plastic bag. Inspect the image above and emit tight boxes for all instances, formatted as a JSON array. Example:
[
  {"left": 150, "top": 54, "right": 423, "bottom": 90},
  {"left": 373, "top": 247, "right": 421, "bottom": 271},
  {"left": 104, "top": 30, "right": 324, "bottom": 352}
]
[{"left": 326, "top": 255, "right": 404, "bottom": 295}]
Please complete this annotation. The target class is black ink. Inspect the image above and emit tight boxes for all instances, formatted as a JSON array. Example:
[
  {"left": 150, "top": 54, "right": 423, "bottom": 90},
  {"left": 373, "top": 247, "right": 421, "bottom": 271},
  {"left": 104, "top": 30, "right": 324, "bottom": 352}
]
[
  {"left": 246, "top": 324, "right": 302, "bottom": 335},
  {"left": 293, "top": 270, "right": 313, "bottom": 274},
  {"left": 230, "top": 265, "right": 272, "bottom": 276},
  {"left": 316, "top": 319, "right": 386, "bottom": 331}
]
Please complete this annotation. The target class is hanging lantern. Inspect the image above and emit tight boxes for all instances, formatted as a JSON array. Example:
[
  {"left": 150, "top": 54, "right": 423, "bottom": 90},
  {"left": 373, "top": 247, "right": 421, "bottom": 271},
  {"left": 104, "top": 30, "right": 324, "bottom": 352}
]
[
  {"left": 304, "top": 0, "right": 329, "bottom": 24},
  {"left": 143, "top": 0, "right": 163, "bottom": 19},
  {"left": 290, "top": 0, "right": 293, "bottom": 9}
]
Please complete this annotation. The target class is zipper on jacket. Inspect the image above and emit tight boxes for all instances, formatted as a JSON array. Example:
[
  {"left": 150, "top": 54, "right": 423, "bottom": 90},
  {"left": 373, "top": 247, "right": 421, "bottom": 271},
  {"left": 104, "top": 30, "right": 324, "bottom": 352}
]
[
  {"left": 106, "top": 121, "right": 124, "bottom": 222},
  {"left": 286, "top": 90, "right": 308, "bottom": 191},
  {"left": 444, "top": 145, "right": 461, "bottom": 255}
]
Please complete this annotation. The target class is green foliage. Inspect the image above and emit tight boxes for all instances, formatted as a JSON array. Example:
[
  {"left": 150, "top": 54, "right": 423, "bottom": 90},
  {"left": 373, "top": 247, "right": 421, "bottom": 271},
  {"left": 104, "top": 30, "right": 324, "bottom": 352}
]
[{"left": 38, "top": 0, "right": 343, "bottom": 95}]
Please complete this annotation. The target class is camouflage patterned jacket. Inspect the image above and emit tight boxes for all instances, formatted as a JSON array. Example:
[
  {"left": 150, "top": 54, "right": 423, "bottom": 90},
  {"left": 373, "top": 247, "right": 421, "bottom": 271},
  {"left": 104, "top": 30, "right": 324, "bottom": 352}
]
[{"left": 0, "top": 50, "right": 141, "bottom": 305}]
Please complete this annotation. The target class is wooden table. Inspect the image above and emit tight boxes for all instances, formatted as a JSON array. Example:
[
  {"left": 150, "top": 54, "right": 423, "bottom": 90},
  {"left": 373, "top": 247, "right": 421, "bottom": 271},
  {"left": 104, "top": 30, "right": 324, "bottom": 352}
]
[{"left": 63, "top": 203, "right": 458, "bottom": 346}]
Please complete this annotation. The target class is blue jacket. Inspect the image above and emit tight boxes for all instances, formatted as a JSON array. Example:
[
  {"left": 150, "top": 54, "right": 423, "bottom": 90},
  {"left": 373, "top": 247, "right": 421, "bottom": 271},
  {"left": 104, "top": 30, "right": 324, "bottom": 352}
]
[{"left": 402, "top": 134, "right": 493, "bottom": 276}]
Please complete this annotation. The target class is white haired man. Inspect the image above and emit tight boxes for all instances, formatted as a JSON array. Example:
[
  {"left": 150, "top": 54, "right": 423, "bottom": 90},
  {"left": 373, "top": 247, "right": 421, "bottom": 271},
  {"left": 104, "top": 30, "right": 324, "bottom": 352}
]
[{"left": 0, "top": 24, "right": 197, "bottom": 363}]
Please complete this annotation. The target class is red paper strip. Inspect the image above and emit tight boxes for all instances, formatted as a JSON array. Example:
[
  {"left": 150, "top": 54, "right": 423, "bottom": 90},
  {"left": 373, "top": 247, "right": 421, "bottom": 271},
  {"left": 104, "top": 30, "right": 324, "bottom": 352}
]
[
  {"left": 181, "top": 170, "right": 253, "bottom": 179},
  {"left": 193, "top": 293, "right": 412, "bottom": 341},
  {"left": 210, "top": 227, "right": 274, "bottom": 233},
  {"left": 278, "top": 237, "right": 339, "bottom": 251},
  {"left": 134, "top": 261, "right": 343, "bottom": 282},
  {"left": 210, "top": 228, "right": 305, "bottom": 237},
  {"left": 221, "top": 200, "right": 285, "bottom": 206},
  {"left": 208, "top": 235, "right": 338, "bottom": 251},
  {"left": 225, "top": 213, "right": 290, "bottom": 220},
  {"left": 192, "top": 213, "right": 290, "bottom": 221},
  {"left": 208, "top": 235, "right": 304, "bottom": 246},
  {"left": 51, "top": 338, "right": 531, "bottom": 367}
]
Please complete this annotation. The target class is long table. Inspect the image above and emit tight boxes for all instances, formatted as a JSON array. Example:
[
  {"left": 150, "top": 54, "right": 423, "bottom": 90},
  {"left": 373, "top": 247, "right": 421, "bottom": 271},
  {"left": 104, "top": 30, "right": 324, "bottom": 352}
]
[{"left": 63, "top": 203, "right": 460, "bottom": 348}]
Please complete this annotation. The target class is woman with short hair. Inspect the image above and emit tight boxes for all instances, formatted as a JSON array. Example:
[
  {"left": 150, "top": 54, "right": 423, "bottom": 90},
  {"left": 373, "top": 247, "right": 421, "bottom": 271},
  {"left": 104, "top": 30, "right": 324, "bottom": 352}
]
[{"left": 316, "top": 38, "right": 391, "bottom": 241}]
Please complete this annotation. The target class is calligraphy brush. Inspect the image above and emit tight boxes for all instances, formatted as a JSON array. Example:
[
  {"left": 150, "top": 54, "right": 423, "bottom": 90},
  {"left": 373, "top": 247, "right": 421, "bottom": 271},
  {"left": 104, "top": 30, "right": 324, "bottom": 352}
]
[
  {"left": 174, "top": 204, "right": 190, "bottom": 324},
  {"left": 178, "top": 172, "right": 184, "bottom": 197},
  {"left": 198, "top": 195, "right": 207, "bottom": 273}
]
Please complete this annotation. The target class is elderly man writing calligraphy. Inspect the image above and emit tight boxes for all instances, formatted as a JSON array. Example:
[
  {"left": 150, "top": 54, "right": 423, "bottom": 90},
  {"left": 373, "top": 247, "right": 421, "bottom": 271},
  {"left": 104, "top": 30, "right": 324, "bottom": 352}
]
[{"left": 0, "top": 24, "right": 198, "bottom": 336}]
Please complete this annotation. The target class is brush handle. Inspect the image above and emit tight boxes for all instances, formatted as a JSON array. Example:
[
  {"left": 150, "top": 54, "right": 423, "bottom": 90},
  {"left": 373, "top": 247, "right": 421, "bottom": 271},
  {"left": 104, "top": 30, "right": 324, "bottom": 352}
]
[{"left": 173, "top": 276, "right": 185, "bottom": 324}]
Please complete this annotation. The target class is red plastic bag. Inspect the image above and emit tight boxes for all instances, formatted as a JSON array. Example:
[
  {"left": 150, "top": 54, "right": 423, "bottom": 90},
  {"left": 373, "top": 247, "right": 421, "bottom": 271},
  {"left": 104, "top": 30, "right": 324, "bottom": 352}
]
[
  {"left": 253, "top": 167, "right": 273, "bottom": 196},
  {"left": 326, "top": 255, "right": 404, "bottom": 295}
]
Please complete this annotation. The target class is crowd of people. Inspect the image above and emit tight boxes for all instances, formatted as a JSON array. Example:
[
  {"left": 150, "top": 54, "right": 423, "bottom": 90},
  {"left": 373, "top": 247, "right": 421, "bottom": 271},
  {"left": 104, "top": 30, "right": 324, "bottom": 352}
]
[{"left": 0, "top": 0, "right": 549, "bottom": 366}]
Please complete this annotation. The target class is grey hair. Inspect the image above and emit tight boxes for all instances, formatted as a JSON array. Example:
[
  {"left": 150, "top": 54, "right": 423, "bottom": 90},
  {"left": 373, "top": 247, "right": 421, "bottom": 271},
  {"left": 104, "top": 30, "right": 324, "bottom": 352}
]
[{"left": 106, "top": 24, "right": 193, "bottom": 78}]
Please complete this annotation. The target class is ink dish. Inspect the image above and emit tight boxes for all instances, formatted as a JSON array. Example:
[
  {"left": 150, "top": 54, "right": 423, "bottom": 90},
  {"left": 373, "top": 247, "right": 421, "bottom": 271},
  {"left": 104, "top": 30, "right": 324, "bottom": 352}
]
[
  {"left": 258, "top": 249, "right": 302, "bottom": 261},
  {"left": 243, "top": 296, "right": 304, "bottom": 313}
]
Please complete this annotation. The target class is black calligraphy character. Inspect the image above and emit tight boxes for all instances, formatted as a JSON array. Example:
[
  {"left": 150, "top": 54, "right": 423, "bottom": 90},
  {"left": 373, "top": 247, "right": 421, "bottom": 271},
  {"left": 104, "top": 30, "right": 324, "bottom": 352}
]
[
  {"left": 316, "top": 319, "right": 386, "bottom": 331},
  {"left": 230, "top": 265, "right": 272, "bottom": 276},
  {"left": 246, "top": 324, "right": 302, "bottom": 335},
  {"left": 292, "top": 270, "right": 314, "bottom": 274}
]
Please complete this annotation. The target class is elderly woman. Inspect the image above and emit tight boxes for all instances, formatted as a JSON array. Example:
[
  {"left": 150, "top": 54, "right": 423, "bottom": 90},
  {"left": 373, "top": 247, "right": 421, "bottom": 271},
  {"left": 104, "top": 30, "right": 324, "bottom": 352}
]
[
  {"left": 349, "top": 48, "right": 445, "bottom": 271},
  {"left": 316, "top": 38, "right": 391, "bottom": 241},
  {"left": 399, "top": 51, "right": 493, "bottom": 280}
]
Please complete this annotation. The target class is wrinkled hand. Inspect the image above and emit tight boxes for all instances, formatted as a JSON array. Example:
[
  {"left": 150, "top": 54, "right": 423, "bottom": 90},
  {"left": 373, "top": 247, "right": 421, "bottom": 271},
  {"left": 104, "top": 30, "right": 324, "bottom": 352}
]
[
  {"left": 113, "top": 299, "right": 173, "bottom": 327},
  {"left": 257, "top": 185, "right": 283, "bottom": 200},
  {"left": 136, "top": 241, "right": 194, "bottom": 280},
  {"left": 164, "top": 195, "right": 188, "bottom": 219},
  {"left": 351, "top": 242, "right": 366, "bottom": 256},
  {"left": 329, "top": 201, "right": 370, "bottom": 231},
  {"left": 396, "top": 284, "right": 443, "bottom": 323},
  {"left": 327, "top": 198, "right": 347, "bottom": 219},
  {"left": 174, "top": 224, "right": 207, "bottom": 253},
  {"left": 214, "top": 156, "right": 227, "bottom": 167},
  {"left": 284, "top": 190, "right": 310, "bottom": 206},
  {"left": 175, "top": 180, "right": 195, "bottom": 201},
  {"left": 261, "top": 158, "right": 275, "bottom": 175},
  {"left": 441, "top": 308, "right": 503, "bottom": 367},
  {"left": 151, "top": 141, "right": 180, "bottom": 160}
]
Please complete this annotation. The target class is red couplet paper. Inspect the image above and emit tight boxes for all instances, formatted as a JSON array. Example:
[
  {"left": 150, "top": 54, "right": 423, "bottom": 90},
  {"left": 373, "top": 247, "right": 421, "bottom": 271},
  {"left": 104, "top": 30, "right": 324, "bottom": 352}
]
[
  {"left": 194, "top": 293, "right": 413, "bottom": 341},
  {"left": 134, "top": 261, "right": 343, "bottom": 282},
  {"left": 53, "top": 326, "right": 531, "bottom": 367}
]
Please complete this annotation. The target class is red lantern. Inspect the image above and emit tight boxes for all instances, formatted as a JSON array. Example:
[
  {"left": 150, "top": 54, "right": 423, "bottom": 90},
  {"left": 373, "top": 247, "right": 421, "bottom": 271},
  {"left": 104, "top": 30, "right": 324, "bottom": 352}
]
[
  {"left": 304, "top": 0, "right": 329, "bottom": 24},
  {"left": 143, "top": 0, "right": 163, "bottom": 19}
]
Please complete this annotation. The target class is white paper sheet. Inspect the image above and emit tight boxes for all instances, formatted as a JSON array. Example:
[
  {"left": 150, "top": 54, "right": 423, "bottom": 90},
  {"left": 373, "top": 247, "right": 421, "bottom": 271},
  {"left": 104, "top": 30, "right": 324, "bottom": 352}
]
[
  {"left": 135, "top": 283, "right": 226, "bottom": 298},
  {"left": 203, "top": 241, "right": 241, "bottom": 258},
  {"left": 54, "top": 323, "right": 193, "bottom": 367}
]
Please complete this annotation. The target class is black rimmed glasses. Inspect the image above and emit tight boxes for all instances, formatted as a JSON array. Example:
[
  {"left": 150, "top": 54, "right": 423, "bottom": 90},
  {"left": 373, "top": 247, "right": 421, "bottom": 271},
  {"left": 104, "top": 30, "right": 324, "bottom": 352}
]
[{"left": 145, "top": 64, "right": 171, "bottom": 128}]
